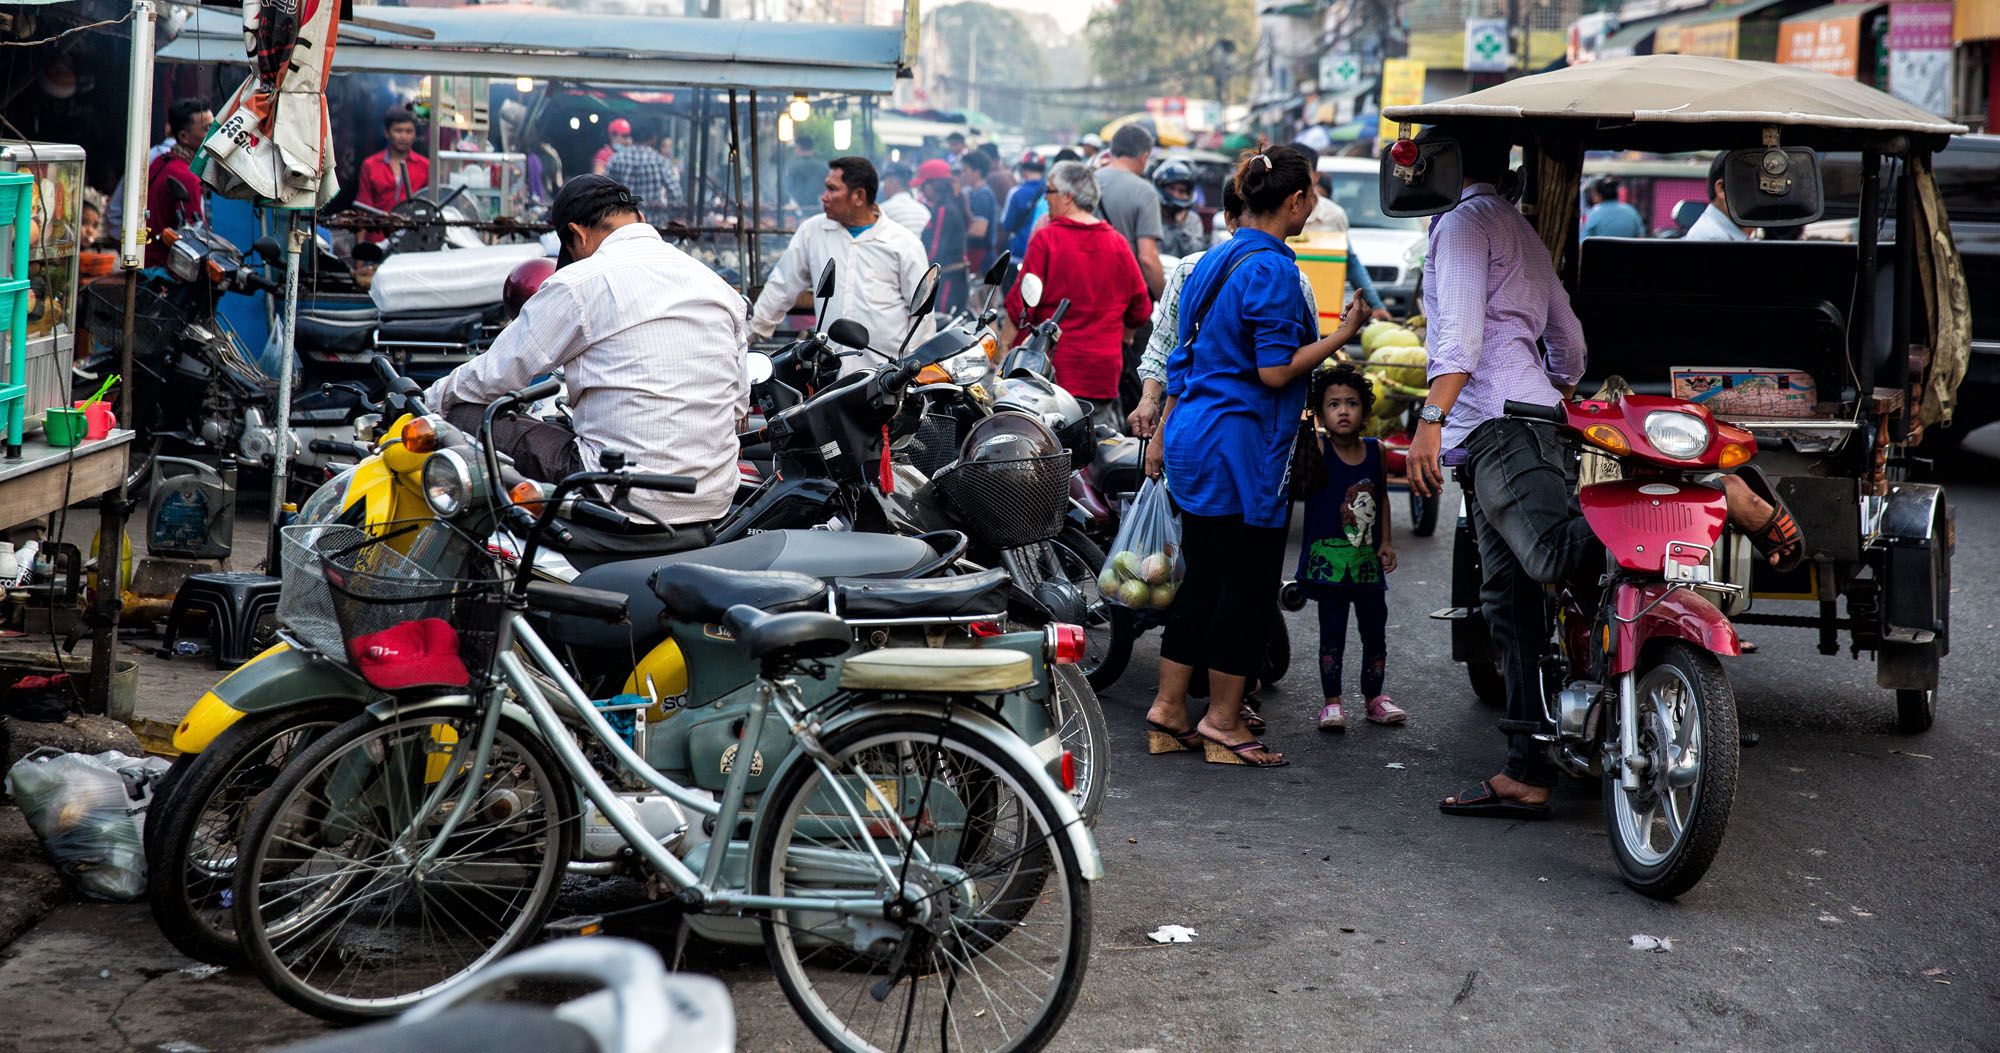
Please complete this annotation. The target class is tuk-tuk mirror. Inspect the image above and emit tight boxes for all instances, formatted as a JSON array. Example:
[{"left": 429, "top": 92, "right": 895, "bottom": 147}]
[
  {"left": 1379, "top": 137, "right": 1464, "bottom": 218},
  {"left": 1720, "top": 147, "right": 1824, "bottom": 228},
  {"left": 815, "top": 259, "right": 838, "bottom": 300},
  {"left": 1020, "top": 273, "right": 1043, "bottom": 309},
  {"left": 909, "top": 265, "right": 941, "bottom": 317}
]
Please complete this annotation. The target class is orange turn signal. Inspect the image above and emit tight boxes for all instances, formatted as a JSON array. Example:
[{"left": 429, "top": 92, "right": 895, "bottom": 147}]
[
  {"left": 510, "top": 479, "right": 545, "bottom": 515},
  {"left": 1718, "top": 443, "right": 1751, "bottom": 469},
  {"left": 1583, "top": 424, "right": 1630, "bottom": 456},
  {"left": 401, "top": 416, "right": 438, "bottom": 453}
]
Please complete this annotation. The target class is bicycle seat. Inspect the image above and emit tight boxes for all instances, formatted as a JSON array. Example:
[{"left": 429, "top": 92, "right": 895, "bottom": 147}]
[
  {"left": 835, "top": 568, "right": 1011, "bottom": 619},
  {"left": 722, "top": 604, "right": 851, "bottom": 664},
  {"left": 839, "top": 647, "right": 1035, "bottom": 693},
  {"left": 652, "top": 564, "right": 827, "bottom": 625}
]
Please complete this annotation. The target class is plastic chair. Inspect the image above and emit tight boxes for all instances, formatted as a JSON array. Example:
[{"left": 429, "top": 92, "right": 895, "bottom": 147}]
[{"left": 159, "top": 571, "right": 282, "bottom": 667}]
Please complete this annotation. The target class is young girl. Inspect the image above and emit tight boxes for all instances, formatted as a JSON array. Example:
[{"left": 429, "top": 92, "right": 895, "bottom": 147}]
[{"left": 1293, "top": 363, "right": 1404, "bottom": 732}]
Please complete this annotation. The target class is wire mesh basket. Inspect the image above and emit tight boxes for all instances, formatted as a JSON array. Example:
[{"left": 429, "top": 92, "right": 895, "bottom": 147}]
[
  {"left": 938, "top": 452, "right": 1072, "bottom": 548},
  {"left": 903, "top": 411, "right": 961, "bottom": 479},
  {"left": 80, "top": 278, "right": 187, "bottom": 355},
  {"left": 279, "top": 522, "right": 502, "bottom": 690}
]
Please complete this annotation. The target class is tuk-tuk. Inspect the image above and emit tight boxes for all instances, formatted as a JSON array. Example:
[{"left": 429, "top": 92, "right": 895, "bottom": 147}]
[{"left": 1387, "top": 56, "right": 1968, "bottom": 736}]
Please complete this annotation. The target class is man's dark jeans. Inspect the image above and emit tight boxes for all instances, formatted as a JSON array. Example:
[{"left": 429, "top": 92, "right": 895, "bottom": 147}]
[
  {"left": 1459, "top": 418, "right": 1605, "bottom": 788},
  {"left": 445, "top": 404, "right": 584, "bottom": 485}
]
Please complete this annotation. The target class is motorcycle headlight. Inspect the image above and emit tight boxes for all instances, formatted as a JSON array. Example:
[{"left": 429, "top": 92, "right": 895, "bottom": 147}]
[
  {"left": 1643, "top": 411, "right": 1710, "bottom": 460},
  {"left": 421, "top": 449, "right": 473, "bottom": 516},
  {"left": 949, "top": 349, "right": 992, "bottom": 385}
]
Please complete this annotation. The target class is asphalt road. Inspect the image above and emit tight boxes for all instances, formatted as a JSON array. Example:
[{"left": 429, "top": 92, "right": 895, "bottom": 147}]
[{"left": 2, "top": 434, "right": 1996, "bottom": 1052}]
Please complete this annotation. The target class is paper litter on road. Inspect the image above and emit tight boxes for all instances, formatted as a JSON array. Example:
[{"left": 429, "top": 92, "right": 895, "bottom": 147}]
[
  {"left": 1384, "top": 763, "right": 1406, "bottom": 770},
  {"left": 178, "top": 964, "right": 225, "bottom": 980},
  {"left": 1147, "top": 924, "right": 1198, "bottom": 944},
  {"left": 1629, "top": 934, "right": 1674, "bottom": 953}
]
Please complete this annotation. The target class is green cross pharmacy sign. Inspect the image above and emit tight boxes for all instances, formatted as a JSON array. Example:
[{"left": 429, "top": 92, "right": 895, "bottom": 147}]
[
  {"left": 1464, "top": 18, "right": 1510, "bottom": 73},
  {"left": 1319, "top": 53, "right": 1361, "bottom": 92}
]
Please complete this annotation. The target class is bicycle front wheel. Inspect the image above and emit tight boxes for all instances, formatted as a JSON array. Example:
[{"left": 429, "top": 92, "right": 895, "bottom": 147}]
[
  {"left": 752, "top": 712, "right": 1091, "bottom": 1053},
  {"left": 231, "top": 706, "right": 577, "bottom": 1021}
]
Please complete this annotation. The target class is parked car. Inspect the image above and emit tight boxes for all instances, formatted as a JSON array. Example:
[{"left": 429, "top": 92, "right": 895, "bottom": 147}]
[
  {"left": 1816, "top": 134, "right": 1998, "bottom": 443},
  {"left": 1318, "top": 155, "right": 1427, "bottom": 316}
]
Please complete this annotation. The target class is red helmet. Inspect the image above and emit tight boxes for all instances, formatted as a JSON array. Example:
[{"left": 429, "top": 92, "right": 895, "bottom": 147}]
[
  {"left": 607, "top": 117, "right": 632, "bottom": 137},
  {"left": 503, "top": 257, "right": 557, "bottom": 318}
]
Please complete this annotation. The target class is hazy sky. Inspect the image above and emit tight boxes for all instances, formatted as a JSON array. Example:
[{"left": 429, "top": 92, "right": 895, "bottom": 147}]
[{"left": 938, "top": 0, "right": 1103, "bottom": 36}]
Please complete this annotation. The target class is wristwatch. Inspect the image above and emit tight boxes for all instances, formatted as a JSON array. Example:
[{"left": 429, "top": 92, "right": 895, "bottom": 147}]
[{"left": 1419, "top": 404, "right": 1447, "bottom": 426}]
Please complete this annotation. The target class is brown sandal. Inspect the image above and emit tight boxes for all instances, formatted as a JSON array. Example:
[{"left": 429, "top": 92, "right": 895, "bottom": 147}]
[{"left": 1198, "top": 731, "right": 1288, "bottom": 768}]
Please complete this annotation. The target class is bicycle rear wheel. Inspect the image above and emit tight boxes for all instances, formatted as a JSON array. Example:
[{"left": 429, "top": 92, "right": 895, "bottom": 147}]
[
  {"left": 752, "top": 712, "right": 1091, "bottom": 1053},
  {"left": 231, "top": 705, "right": 576, "bottom": 1021}
]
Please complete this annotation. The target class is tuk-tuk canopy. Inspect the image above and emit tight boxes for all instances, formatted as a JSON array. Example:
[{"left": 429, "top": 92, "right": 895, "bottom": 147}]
[{"left": 1383, "top": 55, "right": 1966, "bottom": 153}]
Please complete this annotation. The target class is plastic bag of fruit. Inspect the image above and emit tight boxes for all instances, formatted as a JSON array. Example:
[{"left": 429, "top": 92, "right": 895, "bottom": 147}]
[{"left": 1100, "top": 477, "right": 1182, "bottom": 610}]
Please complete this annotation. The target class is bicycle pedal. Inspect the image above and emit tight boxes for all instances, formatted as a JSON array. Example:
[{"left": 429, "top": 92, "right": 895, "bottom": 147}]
[{"left": 544, "top": 914, "right": 606, "bottom": 939}]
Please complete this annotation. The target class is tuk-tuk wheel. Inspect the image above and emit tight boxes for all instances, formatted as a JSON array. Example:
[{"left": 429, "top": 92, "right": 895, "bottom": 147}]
[
  {"left": 1895, "top": 688, "right": 1935, "bottom": 734},
  {"left": 1467, "top": 657, "right": 1505, "bottom": 708}
]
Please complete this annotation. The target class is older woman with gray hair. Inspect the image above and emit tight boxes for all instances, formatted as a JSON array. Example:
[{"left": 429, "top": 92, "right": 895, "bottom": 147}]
[{"left": 1004, "top": 160, "right": 1151, "bottom": 430}]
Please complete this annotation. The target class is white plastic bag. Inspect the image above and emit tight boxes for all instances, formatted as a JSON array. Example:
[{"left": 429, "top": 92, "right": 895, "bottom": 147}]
[
  {"left": 1100, "top": 476, "right": 1183, "bottom": 610},
  {"left": 5, "top": 748, "right": 171, "bottom": 901}
]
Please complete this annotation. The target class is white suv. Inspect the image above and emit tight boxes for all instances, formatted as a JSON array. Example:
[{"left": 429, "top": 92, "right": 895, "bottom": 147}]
[{"left": 1317, "top": 155, "right": 1429, "bottom": 316}]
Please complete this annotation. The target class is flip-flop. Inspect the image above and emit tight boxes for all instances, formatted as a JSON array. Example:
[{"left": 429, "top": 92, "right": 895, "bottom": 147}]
[
  {"left": 1145, "top": 720, "right": 1202, "bottom": 755},
  {"left": 1735, "top": 465, "right": 1805, "bottom": 572},
  {"left": 1438, "top": 779, "right": 1551, "bottom": 820},
  {"left": 1198, "top": 732, "right": 1289, "bottom": 768}
]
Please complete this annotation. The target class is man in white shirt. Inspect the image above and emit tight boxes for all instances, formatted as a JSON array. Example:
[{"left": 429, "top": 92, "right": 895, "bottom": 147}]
[
  {"left": 750, "top": 156, "right": 931, "bottom": 370},
  {"left": 877, "top": 160, "right": 931, "bottom": 235},
  {"left": 1685, "top": 153, "right": 1749, "bottom": 243},
  {"left": 424, "top": 175, "right": 747, "bottom": 526}
]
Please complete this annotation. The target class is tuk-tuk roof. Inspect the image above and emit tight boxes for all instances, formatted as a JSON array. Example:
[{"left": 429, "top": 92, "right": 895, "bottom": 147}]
[{"left": 1383, "top": 55, "right": 1965, "bottom": 152}]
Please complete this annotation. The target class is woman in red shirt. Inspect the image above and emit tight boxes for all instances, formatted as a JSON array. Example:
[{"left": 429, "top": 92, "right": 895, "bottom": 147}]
[{"left": 1004, "top": 160, "right": 1151, "bottom": 429}]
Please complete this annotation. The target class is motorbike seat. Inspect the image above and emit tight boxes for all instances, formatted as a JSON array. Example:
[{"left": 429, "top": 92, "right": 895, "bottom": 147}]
[
  {"left": 836, "top": 567, "right": 1011, "bottom": 620},
  {"left": 375, "top": 304, "right": 503, "bottom": 345},
  {"left": 553, "top": 518, "right": 714, "bottom": 573},
  {"left": 653, "top": 565, "right": 828, "bottom": 625},
  {"left": 549, "top": 530, "right": 932, "bottom": 656}
]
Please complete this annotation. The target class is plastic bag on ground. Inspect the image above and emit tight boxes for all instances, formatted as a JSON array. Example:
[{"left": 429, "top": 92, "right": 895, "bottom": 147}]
[
  {"left": 5, "top": 748, "right": 172, "bottom": 901},
  {"left": 1101, "top": 476, "right": 1183, "bottom": 610}
]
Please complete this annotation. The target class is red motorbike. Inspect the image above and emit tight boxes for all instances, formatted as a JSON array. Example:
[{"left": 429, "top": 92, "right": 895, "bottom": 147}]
[{"left": 1458, "top": 394, "right": 1755, "bottom": 899}]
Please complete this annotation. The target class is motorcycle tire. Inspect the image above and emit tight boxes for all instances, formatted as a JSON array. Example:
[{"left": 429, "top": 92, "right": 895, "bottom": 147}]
[
  {"left": 1260, "top": 604, "right": 1291, "bottom": 685},
  {"left": 1604, "top": 642, "right": 1739, "bottom": 901},
  {"left": 1409, "top": 488, "right": 1439, "bottom": 537},
  {"left": 1049, "top": 527, "right": 1134, "bottom": 693},
  {"left": 1467, "top": 657, "right": 1506, "bottom": 708}
]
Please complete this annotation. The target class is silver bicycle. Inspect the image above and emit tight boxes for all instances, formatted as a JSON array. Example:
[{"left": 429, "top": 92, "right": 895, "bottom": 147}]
[{"left": 229, "top": 464, "right": 1100, "bottom": 1053}]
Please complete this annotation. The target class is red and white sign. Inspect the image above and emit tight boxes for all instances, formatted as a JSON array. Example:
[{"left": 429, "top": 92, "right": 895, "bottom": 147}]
[{"left": 1887, "top": 2, "right": 1953, "bottom": 51}]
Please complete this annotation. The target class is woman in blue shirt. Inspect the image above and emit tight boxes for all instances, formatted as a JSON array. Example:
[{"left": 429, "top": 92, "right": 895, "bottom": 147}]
[{"left": 1143, "top": 146, "right": 1369, "bottom": 769}]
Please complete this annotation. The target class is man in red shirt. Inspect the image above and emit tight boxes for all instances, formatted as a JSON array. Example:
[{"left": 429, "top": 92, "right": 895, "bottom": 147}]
[
  {"left": 1003, "top": 159, "right": 1151, "bottom": 432},
  {"left": 356, "top": 107, "right": 429, "bottom": 216},
  {"left": 144, "top": 97, "right": 212, "bottom": 267}
]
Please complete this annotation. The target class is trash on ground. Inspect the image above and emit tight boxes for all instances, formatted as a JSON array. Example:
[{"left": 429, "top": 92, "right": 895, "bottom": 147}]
[
  {"left": 178, "top": 964, "right": 225, "bottom": 980},
  {"left": 1818, "top": 914, "right": 1844, "bottom": 924},
  {"left": 1384, "top": 762, "right": 1406, "bottom": 770},
  {"left": 1147, "top": 924, "right": 1198, "bottom": 944},
  {"left": 1629, "top": 934, "right": 1674, "bottom": 953},
  {"left": 4, "top": 748, "right": 171, "bottom": 900},
  {"left": 1921, "top": 967, "right": 1949, "bottom": 977}
]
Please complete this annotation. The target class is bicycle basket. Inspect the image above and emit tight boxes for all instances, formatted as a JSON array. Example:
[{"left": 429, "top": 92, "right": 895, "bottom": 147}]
[
  {"left": 938, "top": 452, "right": 1072, "bottom": 548},
  {"left": 280, "top": 522, "right": 501, "bottom": 690}
]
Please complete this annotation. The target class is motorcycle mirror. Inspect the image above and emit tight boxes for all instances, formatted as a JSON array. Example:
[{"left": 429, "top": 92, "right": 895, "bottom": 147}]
[
  {"left": 982, "top": 250, "right": 1012, "bottom": 289},
  {"left": 167, "top": 178, "right": 191, "bottom": 203},
  {"left": 815, "top": 258, "right": 837, "bottom": 300},
  {"left": 252, "top": 236, "right": 285, "bottom": 264},
  {"left": 1020, "top": 273, "right": 1043, "bottom": 309},
  {"left": 745, "top": 351, "right": 775, "bottom": 386},
  {"left": 827, "top": 318, "right": 871, "bottom": 350},
  {"left": 909, "top": 265, "right": 940, "bottom": 318}
]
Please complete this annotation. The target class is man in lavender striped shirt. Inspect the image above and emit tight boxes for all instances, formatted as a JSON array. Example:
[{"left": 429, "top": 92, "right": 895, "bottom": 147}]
[{"left": 1412, "top": 133, "right": 1800, "bottom": 818}]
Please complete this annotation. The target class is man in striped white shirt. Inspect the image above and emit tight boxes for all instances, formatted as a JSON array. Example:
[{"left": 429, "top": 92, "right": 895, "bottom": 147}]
[{"left": 424, "top": 175, "right": 748, "bottom": 526}]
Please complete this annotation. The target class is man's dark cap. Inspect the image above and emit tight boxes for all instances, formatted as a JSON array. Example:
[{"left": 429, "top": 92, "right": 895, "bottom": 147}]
[{"left": 550, "top": 174, "right": 639, "bottom": 266}]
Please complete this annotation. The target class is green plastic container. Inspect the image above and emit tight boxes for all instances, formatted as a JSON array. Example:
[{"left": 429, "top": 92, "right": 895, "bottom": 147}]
[{"left": 43, "top": 406, "right": 84, "bottom": 447}]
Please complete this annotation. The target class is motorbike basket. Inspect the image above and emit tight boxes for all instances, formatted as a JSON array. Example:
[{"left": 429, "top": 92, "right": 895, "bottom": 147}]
[
  {"left": 279, "top": 522, "right": 503, "bottom": 689},
  {"left": 80, "top": 278, "right": 188, "bottom": 354},
  {"left": 938, "top": 452, "right": 1072, "bottom": 548},
  {"left": 905, "top": 412, "right": 961, "bottom": 478}
]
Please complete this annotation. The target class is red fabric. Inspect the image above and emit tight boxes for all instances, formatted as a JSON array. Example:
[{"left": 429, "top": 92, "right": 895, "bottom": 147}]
[
  {"left": 356, "top": 150, "right": 430, "bottom": 212},
  {"left": 350, "top": 617, "right": 469, "bottom": 690},
  {"left": 144, "top": 153, "right": 204, "bottom": 268},
  {"left": 1003, "top": 217, "right": 1151, "bottom": 400}
]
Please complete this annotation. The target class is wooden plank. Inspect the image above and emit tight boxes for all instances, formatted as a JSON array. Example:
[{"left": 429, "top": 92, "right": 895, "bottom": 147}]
[{"left": 0, "top": 442, "right": 128, "bottom": 525}]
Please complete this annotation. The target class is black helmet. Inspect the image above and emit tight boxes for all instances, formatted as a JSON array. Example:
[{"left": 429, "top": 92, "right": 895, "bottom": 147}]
[{"left": 1151, "top": 159, "right": 1198, "bottom": 210}]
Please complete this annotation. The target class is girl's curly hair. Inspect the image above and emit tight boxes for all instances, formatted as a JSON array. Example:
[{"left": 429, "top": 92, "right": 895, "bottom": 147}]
[
  {"left": 1290, "top": 363, "right": 1375, "bottom": 499},
  {"left": 1309, "top": 362, "right": 1375, "bottom": 419}
]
